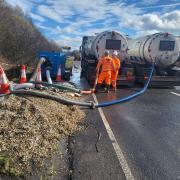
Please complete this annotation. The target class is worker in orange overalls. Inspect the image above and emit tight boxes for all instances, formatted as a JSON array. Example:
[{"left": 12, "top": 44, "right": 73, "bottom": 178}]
[
  {"left": 111, "top": 51, "right": 121, "bottom": 91},
  {"left": 95, "top": 50, "right": 115, "bottom": 93}
]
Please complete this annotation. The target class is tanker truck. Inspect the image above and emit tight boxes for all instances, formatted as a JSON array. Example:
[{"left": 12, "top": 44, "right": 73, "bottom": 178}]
[
  {"left": 80, "top": 31, "right": 135, "bottom": 86},
  {"left": 126, "top": 32, "right": 180, "bottom": 86},
  {"left": 176, "top": 36, "right": 180, "bottom": 62},
  {"left": 171, "top": 36, "right": 180, "bottom": 75}
]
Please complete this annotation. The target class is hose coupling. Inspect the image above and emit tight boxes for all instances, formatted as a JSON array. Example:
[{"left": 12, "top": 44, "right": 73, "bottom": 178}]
[{"left": 89, "top": 101, "right": 95, "bottom": 109}]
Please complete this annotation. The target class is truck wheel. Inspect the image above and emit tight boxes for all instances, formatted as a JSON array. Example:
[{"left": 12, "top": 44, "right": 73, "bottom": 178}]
[
  {"left": 86, "top": 67, "right": 96, "bottom": 86},
  {"left": 89, "top": 78, "right": 95, "bottom": 86},
  {"left": 80, "top": 70, "right": 84, "bottom": 78}
]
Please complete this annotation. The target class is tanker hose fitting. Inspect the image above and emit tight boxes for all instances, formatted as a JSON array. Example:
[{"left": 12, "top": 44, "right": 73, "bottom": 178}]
[{"left": 89, "top": 101, "right": 95, "bottom": 109}]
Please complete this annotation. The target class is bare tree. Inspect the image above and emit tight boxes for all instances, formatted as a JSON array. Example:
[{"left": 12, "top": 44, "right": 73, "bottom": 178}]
[{"left": 0, "top": 1, "right": 61, "bottom": 65}]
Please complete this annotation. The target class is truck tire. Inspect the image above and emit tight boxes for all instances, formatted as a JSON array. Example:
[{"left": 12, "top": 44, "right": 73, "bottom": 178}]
[
  {"left": 80, "top": 70, "right": 85, "bottom": 78},
  {"left": 85, "top": 67, "right": 96, "bottom": 86}
]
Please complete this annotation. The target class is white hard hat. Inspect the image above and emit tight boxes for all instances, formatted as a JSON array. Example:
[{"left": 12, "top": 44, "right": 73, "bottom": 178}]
[
  {"left": 113, "top": 51, "right": 118, "bottom": 56},
  {"left": 105, "top": 50, "right": 110, "bottom": 54}
]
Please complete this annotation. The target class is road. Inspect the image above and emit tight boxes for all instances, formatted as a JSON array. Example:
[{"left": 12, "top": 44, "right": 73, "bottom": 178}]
[
  {"left": 95, "top": 88, "right": 180, "bottom": 180},
  {"left": 69, "top": 61, "right": 180, "bottom": 180}
]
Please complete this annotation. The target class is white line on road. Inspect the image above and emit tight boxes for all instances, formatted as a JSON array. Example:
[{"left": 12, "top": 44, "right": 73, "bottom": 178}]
[
  {"left": 92, "top": 94, "right": 135, "bottom": 180},
  {"left": 171, "top": 92, "right": 180, "bottom": 97}
]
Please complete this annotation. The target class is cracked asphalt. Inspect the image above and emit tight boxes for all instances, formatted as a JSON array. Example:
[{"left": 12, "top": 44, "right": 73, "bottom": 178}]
[{"left": 70, "top": 61, "right": 180, "bottom": 180}]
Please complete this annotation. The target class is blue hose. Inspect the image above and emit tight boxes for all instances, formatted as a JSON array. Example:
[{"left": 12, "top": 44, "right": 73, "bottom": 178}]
[
  {"left": 95, "top": 63, "right": 155, "bottom": 108},
  {"left": 9, "top": 64, "right": 154, "bottom": 109}
]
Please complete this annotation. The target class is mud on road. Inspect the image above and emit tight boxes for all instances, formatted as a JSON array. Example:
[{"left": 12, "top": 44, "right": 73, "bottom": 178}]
[{"left": 0, "top": 89, "right": 85, "bottom": 178}]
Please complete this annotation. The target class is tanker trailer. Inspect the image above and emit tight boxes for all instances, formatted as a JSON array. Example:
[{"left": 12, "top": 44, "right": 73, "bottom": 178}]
[
  {"left": 176, "top": 36, "right": 180, "bottom": 62},
  {"left": 171, "top": 36, "right": 180, "bottom": 75},
  {"left": 126, "top": 32, "right": 180, "bottom": 86},
  {"left": 80, "top": 31, "right": 132, "bottom": 85}
]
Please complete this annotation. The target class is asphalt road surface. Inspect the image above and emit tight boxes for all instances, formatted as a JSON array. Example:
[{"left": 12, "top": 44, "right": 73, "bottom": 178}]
[
  {"left": 95, "top": 88, "right": 180, "bottom": 180},
  {"left": 70, "top": 61, "right": 180, "bottom": 180}
]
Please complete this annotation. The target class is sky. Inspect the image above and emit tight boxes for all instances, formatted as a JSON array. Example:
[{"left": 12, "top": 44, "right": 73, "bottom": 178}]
[{"left": 5, "top": 0, "right": 180, "bottom": 50}]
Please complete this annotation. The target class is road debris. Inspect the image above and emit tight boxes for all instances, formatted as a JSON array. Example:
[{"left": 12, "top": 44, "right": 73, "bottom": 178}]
[{"left": 0, "top": 89, "right": 85, "bottom": 177}]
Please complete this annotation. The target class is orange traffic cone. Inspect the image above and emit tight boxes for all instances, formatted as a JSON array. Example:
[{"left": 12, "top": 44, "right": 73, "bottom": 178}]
[
  {"left": 20, "top": 65, "right": 27, "bottom": 84},
  {"left": 0, "top": 65, "right": 10, "bottom": 94},
  {"left": 36, "top": 67, "right": 43, "bottom": 88},
  {"left": 56, "top": 64, "right": 62, "bottom": 82}
]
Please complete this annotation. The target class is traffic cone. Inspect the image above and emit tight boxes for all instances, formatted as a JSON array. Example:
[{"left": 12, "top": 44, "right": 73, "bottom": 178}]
[
  {"left": 56, "top": 64, "right": 62, "bottom": 82},
  {"left": 20, "top": 65, "right": 27, "bottom": 84},
  {"left": 35, "top": 67, "right": 43, "bottom": 88},
  {"left": 0, "top": 65, "right": 10, "bottom": 94}
]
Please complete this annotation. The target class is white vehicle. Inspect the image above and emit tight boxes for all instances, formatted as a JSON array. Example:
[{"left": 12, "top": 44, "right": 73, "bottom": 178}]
[
  {"left": 175, "top": 36, "right": 180, "bottom": 61},
  {"left": 126, "top": 33, "right": 180, "bottom": 86},
  {"left": 83, "top": 31, "right": 128, "bottom": 60},
  {"left": 127, "top": 33, "right": 179, "bottom": 67},
  {"left": 81, "top": 30, "right": 130, "bottom": 85},
  {"left": 81, "top": 31, "right": 180, "bottom": 87}
]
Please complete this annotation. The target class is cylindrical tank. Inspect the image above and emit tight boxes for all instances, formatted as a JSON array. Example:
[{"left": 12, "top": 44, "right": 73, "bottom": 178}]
[
  {"left": 83, "top": 31, "right": 128, "bottom": 59},
  {"left": 127, "top": 33, "right": 179, "bottom": 67},
  {"left": 176, "top": 36, "right": 180, "bottom": 61}
]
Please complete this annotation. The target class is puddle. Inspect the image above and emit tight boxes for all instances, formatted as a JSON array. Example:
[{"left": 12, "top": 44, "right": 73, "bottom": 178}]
[{"left": 70, "top": 61, "right": 90, "bottom": 89}]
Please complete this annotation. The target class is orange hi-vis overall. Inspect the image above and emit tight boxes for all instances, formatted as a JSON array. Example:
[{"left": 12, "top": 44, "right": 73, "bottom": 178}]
[
  {"left": 96, "top": 56, "right": 115, "bottom": 85},
  {"left": 111, "top": 56, "right": 120, "bottom": 88}
]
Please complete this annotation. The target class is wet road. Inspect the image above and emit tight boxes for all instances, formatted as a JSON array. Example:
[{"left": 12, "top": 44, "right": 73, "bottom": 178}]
[
  {"left": 96, "top": 89, "right": 180, "bottom": 180},
  {"left": 71, "top": 61, "right": 180, "bottom": 180}
]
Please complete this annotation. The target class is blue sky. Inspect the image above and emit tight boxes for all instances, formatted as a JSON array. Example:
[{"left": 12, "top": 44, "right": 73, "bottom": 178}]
[{"left": 5, "top": 0, "right": 180, "bottom": 50}]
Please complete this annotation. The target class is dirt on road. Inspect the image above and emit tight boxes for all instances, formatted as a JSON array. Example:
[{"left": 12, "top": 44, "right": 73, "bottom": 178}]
[{"left": 0, "top": 89, "right": 85, "bottom": 177}]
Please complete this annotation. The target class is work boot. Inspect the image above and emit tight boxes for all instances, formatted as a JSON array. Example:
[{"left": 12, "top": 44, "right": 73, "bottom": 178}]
[
  {"left": 105, "top": 85, "right": 110, "bottom": 93},
  {"left": 112, "top": 87, "right": 117, "bottom": 92}
]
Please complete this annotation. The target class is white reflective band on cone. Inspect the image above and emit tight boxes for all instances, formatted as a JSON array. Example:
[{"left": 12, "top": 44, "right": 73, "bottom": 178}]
[
  {"left": 2, "top": 73, "right": 8, "bottom": 84},
  {"left": 22, "top": 69, "right": 26, "bottom": 78}
]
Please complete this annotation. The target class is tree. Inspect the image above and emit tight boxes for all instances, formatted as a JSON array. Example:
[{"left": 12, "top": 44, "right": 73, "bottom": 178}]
[{"left": 0, "top": 1, "right": 61, "bottom": 65}]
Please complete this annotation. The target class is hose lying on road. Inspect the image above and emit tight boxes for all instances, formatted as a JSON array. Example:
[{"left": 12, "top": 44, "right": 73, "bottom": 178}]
[
  {"left": 10, "top": 89, "right": 95, "bottom": 108},
  {"left": 7, "top": 64, "right": 154, "bottom": 109},
  {"left": 0, "top": 94, "right": 9, "bottom": 97},
  {"left": 13, "top": 83, "right": 35, "bottom": 90},
  {"left": 30, "top": 81, "right": 94, "bottom": 94},
  {"left": 95, "top": 63, "right": 155, "bottom": 108},
  {"left": 30, "top": 81, "right": 82, "bottom": 93},
  {"left": 81, "top": 90, "right": 94, "bottom": 94}
]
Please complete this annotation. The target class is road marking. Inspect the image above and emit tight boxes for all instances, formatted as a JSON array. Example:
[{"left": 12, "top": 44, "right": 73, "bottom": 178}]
[
  {"left": 92, "top": 94, "right": 135, "bottom": 180},
  {"left": 171, "top": 92, "right": 180, "bottom": 97}
]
